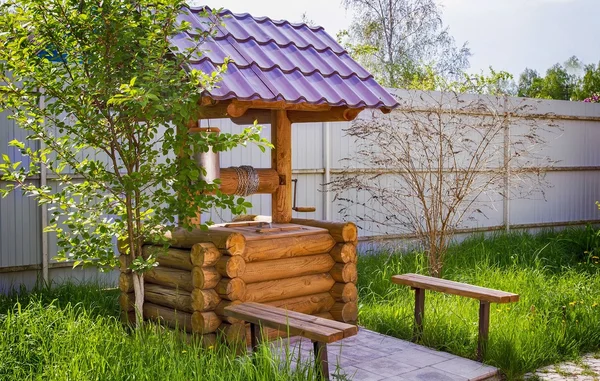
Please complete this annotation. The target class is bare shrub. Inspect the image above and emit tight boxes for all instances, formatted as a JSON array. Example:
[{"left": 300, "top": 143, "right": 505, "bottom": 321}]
[{"left": 331, "top": 90, "right": 558, "bottom": 276}]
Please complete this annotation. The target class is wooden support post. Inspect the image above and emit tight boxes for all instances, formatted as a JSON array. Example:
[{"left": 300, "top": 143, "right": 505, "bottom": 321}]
[
  {"left": 413, "top": 287, "right": 425, "bottom": 342},
  {"left": 271, "top": 110, "right": 292, "bottom": 223},
  {"left": 250, "top": 322, "right": 262, "bottom": 352},
  {"left": 478, "top": 301, "right": 490, "bottom": 361},
  {"left": 313, "top": 341, "right": 330, "bottom": 381}
]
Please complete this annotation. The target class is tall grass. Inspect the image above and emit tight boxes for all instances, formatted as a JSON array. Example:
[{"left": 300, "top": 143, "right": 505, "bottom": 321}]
[
  {"left": 0, "top": 284, "right": 322, "bottom": 381},
  {"left": 358, "top": 228, "right": 600, "bottom": 379}
]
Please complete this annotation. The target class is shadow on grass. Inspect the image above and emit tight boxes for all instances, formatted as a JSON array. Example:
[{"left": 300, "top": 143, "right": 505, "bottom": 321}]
[{"left": 0, "top": 281, "right": 120, "bottom": 319}]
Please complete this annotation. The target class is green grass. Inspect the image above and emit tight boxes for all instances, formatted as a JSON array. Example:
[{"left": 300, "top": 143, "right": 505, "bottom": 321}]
[
  {"left": 0, "top": 283, "right": 328, "bottom": 381},
  {"left": 3, "top": 228, "right": 600, "bottom": 380},
  {"left": 358, "top": 228, "right": 600, "bottom": 380}
]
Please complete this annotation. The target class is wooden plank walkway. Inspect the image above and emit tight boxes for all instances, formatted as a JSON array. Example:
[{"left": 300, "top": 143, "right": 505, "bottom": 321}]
[{"left": 270, "top": 328, "right": 500, "bottom": 381}]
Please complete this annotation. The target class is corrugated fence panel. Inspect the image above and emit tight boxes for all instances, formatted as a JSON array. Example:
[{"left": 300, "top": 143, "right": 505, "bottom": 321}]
[
  {"left": 3, "top": 88, "right": 600, "bottom": 288},
  {"left": 0, "top": 109, "right": 41, "bottom": 268}
]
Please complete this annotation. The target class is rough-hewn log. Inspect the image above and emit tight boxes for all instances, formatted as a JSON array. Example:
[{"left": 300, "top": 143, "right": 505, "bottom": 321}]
[
  {"left": 271, "top": 109, "right": 292, "bottom": 223},
  {"left": 240, "top": 254, "right": 335, "bottom": 284},
  {"left": 330, "top": 243, "right": 357, "bottom": 264},
  {"left": 181, "top": 332, "right": 217, "bottom": 348},
  {"left": 120, "top": 309, "right": 136, "bottom": 325},
  {"left": 119, "top": 255, "right": 131, "bottom": 273},
  {"left": 165, "top": 227, "right": 246, "bottom": 255},
  {"left": 330, "top": 263, "right": 358, "bottom": 284},
  {"left": 191, "top": 311, "right": 221, "bottom": 334},
  {"left": 215, "top": 278, "right": 246, "bottom": 301},
  {"left": 330, "top": 302, "right": 358, "bottom": 323},
  {"left": 119, "top": 292, "right": 135, "bottom": 312},
  {"left": 215, "top": 300, "right": 243, "bottom": 324},
  {"left": 218, "top": 322, "right": 247, "bottom": 344},
  {"left": 314, "top": 312, "right": 335, "bottom": 320},
  {"left": 215, "top": 255, "right": 246, "bottom": 278},
  {"left": 191, "top": 266, "right": 221, "bottom": 289},
  {"left": 145, "top": 283, "right": 193, "bottom": 313},
  {"left": 146, "top": 267, "right": 194, "bottom": 292},
  {"left": 119, "top": 272, "right": 134, "bottom": 293},
  {"left": 190, "top": 242, "right": 222, "bottom": 267},
  {"left": 266, "top": 292, "right": 336, "bottom": 315},
  {"left": 243, "top": 233, "right": 336, "bottom": 262},
  {"left": 191, "top": 289, "right": 221, "bottom": 312},
  {"left": 144, "top": 302, "right": 193, "bottom": 332},
  {"left": 330, "top": 283, "right": 358, "bottom": 303},
  {"left": 143, "top": 246, "right": 193, "bottom": 271},
  {"left": 291, "top": 219, "right": 358, "bottom": 243},
  {"left": 244, "top": 273, "right": 335, "bottom": 303},
  {"left": 219, "top": 168, "right": 279, "bottom": 195}
]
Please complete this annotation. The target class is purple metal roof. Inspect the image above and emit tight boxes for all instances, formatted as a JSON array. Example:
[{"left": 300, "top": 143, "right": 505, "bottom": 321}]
[{"left": 172, "top": 7, "right": 399, "bottom": 110}]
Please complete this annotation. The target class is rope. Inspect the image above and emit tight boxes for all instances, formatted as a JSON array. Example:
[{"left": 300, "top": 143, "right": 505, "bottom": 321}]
[{"left": 230, "top": 165, "right": 260, "bottom": 196}]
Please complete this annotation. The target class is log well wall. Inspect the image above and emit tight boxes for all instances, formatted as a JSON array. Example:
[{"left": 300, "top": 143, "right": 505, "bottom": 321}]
[{"left": 118, "top": 220, "right": 358, "bottom": 345}]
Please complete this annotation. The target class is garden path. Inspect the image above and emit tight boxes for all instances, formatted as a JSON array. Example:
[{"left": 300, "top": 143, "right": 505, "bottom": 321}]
[
  {"left": 527, "top": 354, "right": 600, "bottom": 381},
  {"left": 271, "top": 328, "right": 500, "bottom": 381}
]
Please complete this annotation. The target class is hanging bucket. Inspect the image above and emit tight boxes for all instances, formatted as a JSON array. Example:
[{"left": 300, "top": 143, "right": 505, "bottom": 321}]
[{"left": 189, "top": 127, "right": 220, "bottom": 184}]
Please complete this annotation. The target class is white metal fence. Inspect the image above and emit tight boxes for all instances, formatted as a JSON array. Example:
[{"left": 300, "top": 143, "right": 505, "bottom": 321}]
[{"left": 2, "top": 89, "right": 600, "bottom": 289}]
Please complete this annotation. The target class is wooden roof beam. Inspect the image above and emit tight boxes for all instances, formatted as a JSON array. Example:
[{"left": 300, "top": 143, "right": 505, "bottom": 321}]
[
  {"left": 227, "top": 99, "right": 332, "bottom": 118},
  {"left": 287, "top": 107, "right": 364, "bottom": 123}
]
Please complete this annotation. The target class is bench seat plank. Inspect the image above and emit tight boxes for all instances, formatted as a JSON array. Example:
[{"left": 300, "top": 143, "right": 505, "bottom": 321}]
[
  {"left": 392, "top": 273, "right": 519, "bottom": 303},
  {"left": 247, "top": 302, "right": 357, "bottom": 338},
  {"left": 225, "top": 302, "right": 350, "bottom": 343}
]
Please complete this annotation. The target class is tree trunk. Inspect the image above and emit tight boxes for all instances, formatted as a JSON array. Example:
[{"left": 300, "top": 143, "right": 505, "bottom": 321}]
[{"left": 132, "top": 272, "right": 145, "bottom": 325}]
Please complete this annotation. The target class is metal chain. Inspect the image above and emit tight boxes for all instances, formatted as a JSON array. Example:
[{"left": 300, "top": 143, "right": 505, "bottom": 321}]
[{"left": 229, "top": 165, "right": 260, "bottom": 196}]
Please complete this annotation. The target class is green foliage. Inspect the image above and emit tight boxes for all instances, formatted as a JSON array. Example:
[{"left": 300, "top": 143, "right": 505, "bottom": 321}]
[
  {"left": 0, "top": 284, "right": 325, "bottom": 380},
  {"left": 0, "top": 0, "right": 270, "bottom": 274},
  {"left": 387, "top": 62, "right": 516, "bottom": 95},
  {"left": 517, "top": 56, "right": 600, "bottom": 101},
  {"left": 358, "top": 228, "right": 600, "bottom": 379},
  {"left": 578, "top": 63, "right": 600, "bottom": 100},
  {"left": 437, "top": 67, "right": 516, "bottom": 95}
]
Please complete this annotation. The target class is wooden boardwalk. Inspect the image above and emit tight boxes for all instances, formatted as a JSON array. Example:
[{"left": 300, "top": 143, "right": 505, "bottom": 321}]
[{"left": 270, "top": 328, "right": 500, "bottom": 381}]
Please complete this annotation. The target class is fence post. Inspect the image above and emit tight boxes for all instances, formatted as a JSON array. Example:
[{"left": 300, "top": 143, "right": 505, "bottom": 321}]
[
  {"left": 503, "top": 96, "right": 511, "bottom": 233},
  {"left": 323, "top": 122, "right": 331, "bottom": 220}
]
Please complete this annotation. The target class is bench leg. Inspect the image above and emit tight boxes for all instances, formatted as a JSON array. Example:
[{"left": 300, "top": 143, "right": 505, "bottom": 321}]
[
  {"left": 313, "top": 341, "right": 329, "bottom": 381},
  {"left": 412, "top": 287, "right": 425, "bottom": 342},
  {"left": 250, "top": 322, "right": 262, "bottom": 353},
  {"left": 477, "top": 301, "right": 490, "bottom": 361}
]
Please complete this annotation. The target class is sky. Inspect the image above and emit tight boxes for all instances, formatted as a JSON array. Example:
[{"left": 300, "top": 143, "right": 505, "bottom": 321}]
[{"left": 193, "top": 0, "right": 600, "bottom": 78}]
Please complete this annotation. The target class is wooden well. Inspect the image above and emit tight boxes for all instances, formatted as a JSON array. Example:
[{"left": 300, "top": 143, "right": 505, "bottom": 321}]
[
  {"left": 119, "top": 219, "right": 358, "bottom": 344},
  {"left": 117, "top": 6, "right": 399, "bottom": 346}
]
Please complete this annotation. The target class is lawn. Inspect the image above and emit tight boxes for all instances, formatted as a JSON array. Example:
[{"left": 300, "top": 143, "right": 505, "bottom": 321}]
[
  {"left": 1, "top": 229, "right": 599, "bottom": 380},
  {"left": 0, "top": 283, "right": 323, "bottom": 381},
  {"left": 358, "top": 228, "right": 600, "bottom": 379}
]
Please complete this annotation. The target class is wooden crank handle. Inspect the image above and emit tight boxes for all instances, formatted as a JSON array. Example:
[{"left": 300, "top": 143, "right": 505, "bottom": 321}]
[{"left": 293, "top": 207, "right": 316, "bottom": 213}]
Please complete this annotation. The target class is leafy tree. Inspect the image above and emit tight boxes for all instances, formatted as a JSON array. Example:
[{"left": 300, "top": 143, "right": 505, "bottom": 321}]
[
  {"left": 0, "top": 0, "right": 268, "bottom": 324},
  {"left": 517, "top": 57, "right": 600, "bottom": 101},
  {"left": 576, "top": 62, "right": 600, "bottom": 100},
  {"left": 540, "top": 64, "right": 574, "bottom": 100},
  {"left": 340, "top": 0, "right": 470, "bottom": 89},
  {"left": 517, "top": 68, "right": 543, "bottom": 98}
]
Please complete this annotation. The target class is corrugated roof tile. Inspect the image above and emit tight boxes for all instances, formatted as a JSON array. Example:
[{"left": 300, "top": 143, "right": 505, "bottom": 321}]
[{"left": 174, "top": 6, "right": 399, "bottom": 110}]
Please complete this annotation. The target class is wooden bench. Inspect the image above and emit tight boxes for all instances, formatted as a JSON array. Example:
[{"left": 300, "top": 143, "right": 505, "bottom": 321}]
[
  {"left": 392, "top": 273, "right": 519, "bottom": 360},
  {"left": 224, "top": 302, "right": 358, "bottom": 380}
]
